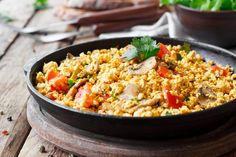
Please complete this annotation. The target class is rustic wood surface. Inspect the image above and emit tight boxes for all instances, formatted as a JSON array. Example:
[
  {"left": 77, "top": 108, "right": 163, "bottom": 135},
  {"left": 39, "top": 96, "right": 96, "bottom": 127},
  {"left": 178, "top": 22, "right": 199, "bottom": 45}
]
[{"left": 0, "top": 0, "right": 236, "bottom": 157}]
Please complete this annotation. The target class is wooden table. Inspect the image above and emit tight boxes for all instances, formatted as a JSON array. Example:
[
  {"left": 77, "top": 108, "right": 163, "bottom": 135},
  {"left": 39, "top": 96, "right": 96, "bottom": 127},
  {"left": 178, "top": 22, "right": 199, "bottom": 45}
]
[{"left": 0, "top": 0, "right": 236, "bottom": 157}]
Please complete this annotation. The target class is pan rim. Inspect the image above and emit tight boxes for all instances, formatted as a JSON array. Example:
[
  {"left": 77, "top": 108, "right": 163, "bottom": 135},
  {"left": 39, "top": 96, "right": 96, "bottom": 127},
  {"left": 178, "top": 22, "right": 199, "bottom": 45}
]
[{"left": 26, "top": 36, "right": 236, "bottom": 120}]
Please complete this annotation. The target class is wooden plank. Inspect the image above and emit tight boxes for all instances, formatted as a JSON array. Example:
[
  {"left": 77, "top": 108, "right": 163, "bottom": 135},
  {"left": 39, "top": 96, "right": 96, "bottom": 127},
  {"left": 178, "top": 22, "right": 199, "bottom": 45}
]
[
  {"left": 0, "top": 0, "right": 73, "bottom": 156},
  {"left": 0, "top": 0, "right": 35, "bottom": 58},
  {"left": 18, "top": 130, "right": 69, "bottom": 157},
  {"left": 1, "top": 101, "right": 31, "bottom": 157}
]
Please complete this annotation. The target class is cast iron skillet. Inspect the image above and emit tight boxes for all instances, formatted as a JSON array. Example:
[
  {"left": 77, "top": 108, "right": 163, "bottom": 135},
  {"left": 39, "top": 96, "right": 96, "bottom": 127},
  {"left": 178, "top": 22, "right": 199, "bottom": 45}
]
[{"left": 25, "top": 37, "right": 236, "bottom": 139}]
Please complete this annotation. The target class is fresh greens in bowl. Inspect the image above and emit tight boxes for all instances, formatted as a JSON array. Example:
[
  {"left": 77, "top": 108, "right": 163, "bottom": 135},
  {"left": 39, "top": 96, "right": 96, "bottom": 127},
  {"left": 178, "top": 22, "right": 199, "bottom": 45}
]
[{"left": 160, "top": 0, "right": 236, "bottom": 11}]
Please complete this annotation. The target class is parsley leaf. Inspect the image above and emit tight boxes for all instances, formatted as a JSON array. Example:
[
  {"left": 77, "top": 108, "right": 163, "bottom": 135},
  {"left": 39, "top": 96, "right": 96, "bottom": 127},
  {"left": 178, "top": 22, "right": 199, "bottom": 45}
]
[
  {"left": 33, "top": 0, "right": 48, "bottom": 10},
  {"left": 101, "top": 89, "right": 106, "bottom": 95},
  {"left": 111, "top": 90, "right": 119, "bottom": 100},
  {"left": 181, "top": 42, "right": 191, "bottom": 54},
  {"left": 165, "top": 111, "right": 172, "bottom": 116},
  {"left": 68, "top": 79, "right": 75, "bottom": 88},
  {"left": 132, "top": 37, "right": 159, "bottom": 62},
  {"left": 176, "top": 53, "right": 183, "bottom": 61},
  {"left": 87, "top": 75, "right": 92, "bottom": 79},
  {"left": 130, "top": 98, "right": 142, "bottom": 103},
  {"left": 184, "top": 95, "right": 190, "bottom": 101},
  {"left": 121, "top": 36, "right": 159, "bottom": 62}
]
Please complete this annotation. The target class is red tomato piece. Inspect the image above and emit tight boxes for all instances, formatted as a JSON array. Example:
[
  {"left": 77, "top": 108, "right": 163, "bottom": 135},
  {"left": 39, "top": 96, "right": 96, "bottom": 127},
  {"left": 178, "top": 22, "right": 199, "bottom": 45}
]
[
  {"left": 211, "top": 65, "right": 228, "bottom": 76},
  {"left": 157, "top": 43, "right": 170, "bottom": 59},
  {"left": 163, "top": 88, "right": 183, "bottom": 109},
  {"left": 49, "top": 75, "right": 69, "bottom": 93},
  {"left": 46, "top": 69, "right": 59, "bottom": 81},
  {"left": 222, "top": 70, "right": 229, "bottom": 76},
  {"left": 102, "top": 94, "right": 110, "bottom": 100},
  {"left": 75, "top": 83, "right": 94, "bottom": 108},
  {"left": 46, "top": 92, "right": 56, "bottom": 100},
  {"left": 157, "top": 66, "right": 169, "bottom": 77}
]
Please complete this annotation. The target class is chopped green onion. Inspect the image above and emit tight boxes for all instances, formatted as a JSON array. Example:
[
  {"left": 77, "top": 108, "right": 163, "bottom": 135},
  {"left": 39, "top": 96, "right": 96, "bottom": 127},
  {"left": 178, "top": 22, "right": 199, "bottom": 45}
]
[
  {"left": 184, "top": 95, "right": 190, "bottom": 101},
  {"left": 177, "top": 53, "right": 183, "bottom": 61},
  {"left": 181, "top": 42, "right": 191, "bottom": 54},
  {"left": 165, "top": 111, "right": 172, "bottom": 116},
  {"left": 68, "top": 79, "right": 75, "bottom": 88}
]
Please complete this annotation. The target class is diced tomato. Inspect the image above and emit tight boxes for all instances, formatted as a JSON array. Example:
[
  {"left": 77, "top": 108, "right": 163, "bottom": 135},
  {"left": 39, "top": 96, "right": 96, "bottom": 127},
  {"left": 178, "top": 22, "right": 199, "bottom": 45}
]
[
  {"left": 49, "top": 75, "right": 69, "bottom": 93},
  {"left": 211, "top": 65, "right": 228, "bottom": 76},
  {"left": 157, "top": 66, "right": 169, "bottom": 77},
  {"left": 46, "top": 92, "right": 56, "bottom": 100},
  {"left": 223, "top": 70, "right": 229, "bottom": 76},
  {"left": 46, "top": 69, "right": 59, "bottom": 81},
  {"left": 157, "top": 43, "right": 170, "bottom": 59},
  {"left": 163, "top": 88, "right": 183, "bottom": 109},
  {"left": 102, "top": 94, "right": 110, "bottom": 100},
  {"left": 75, "top": 83, "right": 94, "bottom": 108}
]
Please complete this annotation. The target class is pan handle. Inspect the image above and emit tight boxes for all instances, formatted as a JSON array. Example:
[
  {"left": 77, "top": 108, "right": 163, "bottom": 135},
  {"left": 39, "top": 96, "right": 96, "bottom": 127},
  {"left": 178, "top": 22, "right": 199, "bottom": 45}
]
[{"left": 23, "top": 56, "right": 39, "bottom": 76}]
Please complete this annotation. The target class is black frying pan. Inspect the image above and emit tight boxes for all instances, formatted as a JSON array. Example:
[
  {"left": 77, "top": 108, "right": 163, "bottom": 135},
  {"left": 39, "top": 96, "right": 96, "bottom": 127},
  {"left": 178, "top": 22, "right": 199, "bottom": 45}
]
[{"left": 24, "top": 37, "right": 236, "bottom": 139}]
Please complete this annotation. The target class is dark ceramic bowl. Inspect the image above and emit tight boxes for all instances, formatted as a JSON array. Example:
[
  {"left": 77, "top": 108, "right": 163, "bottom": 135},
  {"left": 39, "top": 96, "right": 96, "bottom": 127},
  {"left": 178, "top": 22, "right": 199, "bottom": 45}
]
[{"left": 175, "top": 5, "right": 236, "bottom": 48}]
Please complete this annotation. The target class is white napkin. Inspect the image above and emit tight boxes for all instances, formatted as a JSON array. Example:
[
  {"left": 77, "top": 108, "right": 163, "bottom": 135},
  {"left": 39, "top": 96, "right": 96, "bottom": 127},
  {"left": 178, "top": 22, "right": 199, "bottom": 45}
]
[{"left": 99, "top": 12, "right": 193, "bottom": 40}]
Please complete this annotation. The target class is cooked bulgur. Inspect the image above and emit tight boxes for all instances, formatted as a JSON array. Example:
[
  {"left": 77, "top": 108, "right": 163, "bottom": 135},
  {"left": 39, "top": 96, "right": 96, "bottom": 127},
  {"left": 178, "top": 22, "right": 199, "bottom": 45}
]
[{"left": 35, "top": 38, "right": 236, "bottom": 117}]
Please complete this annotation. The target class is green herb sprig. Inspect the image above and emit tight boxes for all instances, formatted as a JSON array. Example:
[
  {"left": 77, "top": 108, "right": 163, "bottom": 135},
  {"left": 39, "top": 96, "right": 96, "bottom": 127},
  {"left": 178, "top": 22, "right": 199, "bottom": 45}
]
[
  {"left": 165, "top": 111, "right": 172, "bottom": 116},
  {"left": 33, "top": 0, "right": 48, "bottom": 10},
  {"left": 160, "top": 0, "right": 236, "bottom": 11},
  {"left": 121, "top": 36, "right": 160, "bottom": 62},
  {"left": 68, "top": 79, "right": 76, "bottom": 88},
  {"left": 181, "top": 42, "right": 191, "bottom": 54}
]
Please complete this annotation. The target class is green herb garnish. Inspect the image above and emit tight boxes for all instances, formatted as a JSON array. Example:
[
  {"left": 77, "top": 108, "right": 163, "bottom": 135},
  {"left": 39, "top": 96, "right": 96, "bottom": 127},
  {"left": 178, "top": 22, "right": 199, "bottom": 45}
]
[
  {"left": 181, "top": 42, "right": 191, "bottom": 54},
  {"left": 160, "top": 0, "right": 236, "bottom": 11},
  {"left": 0, "top": 13, "right": 14, "bottom": 23},
  {"left": 130, "top": 98, "right": 142, "bottom": 103},
  {"left": 184, "top": 95, "right": 190, "bottom": 101},
  {"left": 132, "top": 37, "right": 160, "bottom": 61},
  {"left": 87, "top": 75, "right": 92, "bottom": 79},
  {"left": 33, "top": 0, "right": 48, "bottom": 10},
  {"left": 111, "top": 90, "right": 116, "bottom": 98},
  {"left": 101, "top": 89, "right": 106, "bottom": 95},
  {"left": 121, "top": 36, "right": 160, "bottom": 62},
  {"left": 165, "top": 111, "right": 172, "bottom": 116},
  {"left": 111, "top": 90, "right": 119, "bottom": 100},
  {"left": 68, "top": 79, "right": 75, "bottom": 88},
  {"left": 176, "top": 53, "right": 183, "bottom": 61}
]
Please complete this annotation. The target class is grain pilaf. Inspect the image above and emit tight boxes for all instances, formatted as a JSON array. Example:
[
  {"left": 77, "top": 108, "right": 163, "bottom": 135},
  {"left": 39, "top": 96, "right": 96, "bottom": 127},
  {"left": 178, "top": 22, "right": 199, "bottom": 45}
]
[{"left": 35, "top": 37, "right": 236, "bottom": 117}]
